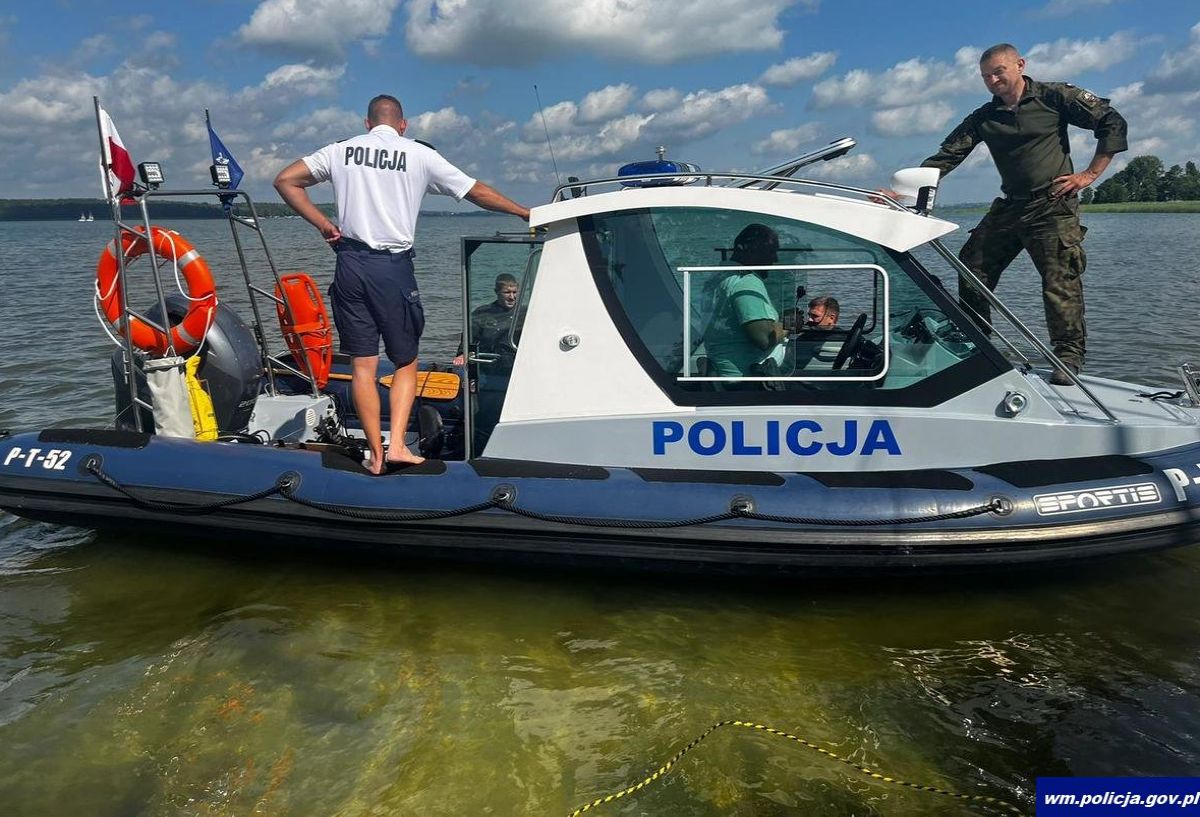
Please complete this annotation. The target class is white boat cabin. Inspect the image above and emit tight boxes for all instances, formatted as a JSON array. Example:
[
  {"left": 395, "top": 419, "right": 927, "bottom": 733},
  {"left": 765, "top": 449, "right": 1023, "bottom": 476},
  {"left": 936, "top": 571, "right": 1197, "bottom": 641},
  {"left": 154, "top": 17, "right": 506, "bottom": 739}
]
[{"left": 458, "top": 168, "right": 1200, "bottom": 472}]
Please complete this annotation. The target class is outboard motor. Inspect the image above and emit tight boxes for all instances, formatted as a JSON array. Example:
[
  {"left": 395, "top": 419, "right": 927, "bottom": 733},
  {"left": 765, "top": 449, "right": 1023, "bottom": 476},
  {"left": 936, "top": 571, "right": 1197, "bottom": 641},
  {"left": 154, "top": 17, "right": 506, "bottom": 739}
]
[{"left": 112, "top": 295, "right": 262, "bottom": 434}]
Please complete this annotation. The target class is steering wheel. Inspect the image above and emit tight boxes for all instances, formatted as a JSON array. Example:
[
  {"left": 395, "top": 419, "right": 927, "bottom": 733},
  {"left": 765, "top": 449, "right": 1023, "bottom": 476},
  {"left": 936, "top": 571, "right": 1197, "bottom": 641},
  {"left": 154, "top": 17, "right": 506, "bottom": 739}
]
[{"left": 833, "top": 312, "right": 868, "bottom": 371}]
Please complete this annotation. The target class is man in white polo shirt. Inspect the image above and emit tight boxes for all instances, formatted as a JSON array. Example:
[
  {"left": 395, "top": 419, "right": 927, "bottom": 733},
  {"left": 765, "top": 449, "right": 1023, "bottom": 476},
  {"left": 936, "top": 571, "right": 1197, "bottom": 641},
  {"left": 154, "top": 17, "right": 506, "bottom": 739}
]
[{"left": 274, "top": 94, "right": 529, "bottom": 473}]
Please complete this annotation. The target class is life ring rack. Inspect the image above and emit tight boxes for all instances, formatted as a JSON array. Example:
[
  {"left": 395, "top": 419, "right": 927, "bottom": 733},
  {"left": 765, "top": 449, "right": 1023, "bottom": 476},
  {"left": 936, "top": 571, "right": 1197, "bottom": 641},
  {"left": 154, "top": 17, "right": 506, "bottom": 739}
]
[{"left": 95, "top": 226, "right": 218, "bottom": 356}]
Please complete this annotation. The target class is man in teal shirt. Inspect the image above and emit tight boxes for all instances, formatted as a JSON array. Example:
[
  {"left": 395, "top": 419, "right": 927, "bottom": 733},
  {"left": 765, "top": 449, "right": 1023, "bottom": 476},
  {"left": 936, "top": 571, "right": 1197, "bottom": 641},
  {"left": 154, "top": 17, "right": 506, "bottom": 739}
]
[{"left": 705, "top": 224, "right": 786, "bottom": 379}]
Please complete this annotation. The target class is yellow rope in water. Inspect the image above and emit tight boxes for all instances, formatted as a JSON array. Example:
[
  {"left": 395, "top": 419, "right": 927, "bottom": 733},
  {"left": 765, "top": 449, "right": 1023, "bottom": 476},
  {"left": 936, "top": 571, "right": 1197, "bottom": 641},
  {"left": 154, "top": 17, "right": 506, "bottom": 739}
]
[{"left": 566, "top": 719, "right": 1027, "bottom": 817}]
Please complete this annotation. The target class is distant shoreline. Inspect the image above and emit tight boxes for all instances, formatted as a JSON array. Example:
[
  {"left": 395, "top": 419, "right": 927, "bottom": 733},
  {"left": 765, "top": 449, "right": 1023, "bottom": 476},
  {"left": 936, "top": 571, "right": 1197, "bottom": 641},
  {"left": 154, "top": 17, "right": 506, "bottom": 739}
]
[
  {"left": 0, "top": 198, "right": 514, "bottom": 221},
  {"left": 4, "top": 197, "right": 1197, "bottom": 222},
  {"left": 940, "top": 201, "right": 1200, "bottom": 215},
  {"left": 1081, "top": 201, "right": 1200, "bottom": 213}
]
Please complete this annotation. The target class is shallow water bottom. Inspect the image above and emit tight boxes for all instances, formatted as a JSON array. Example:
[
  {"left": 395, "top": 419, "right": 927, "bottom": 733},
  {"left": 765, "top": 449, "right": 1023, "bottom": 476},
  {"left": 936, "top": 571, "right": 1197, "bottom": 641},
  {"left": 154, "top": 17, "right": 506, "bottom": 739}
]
[{"left": 2, "top": 525, "right": 1200, "bottom": 816}]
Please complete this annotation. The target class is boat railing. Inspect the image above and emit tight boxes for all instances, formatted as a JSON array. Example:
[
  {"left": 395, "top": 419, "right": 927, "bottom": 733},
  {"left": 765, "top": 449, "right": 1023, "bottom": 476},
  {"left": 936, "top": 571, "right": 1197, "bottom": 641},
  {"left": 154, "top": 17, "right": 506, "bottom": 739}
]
[
  {"left": 551, "top": 172, "right": 914, "bottom": 210},
  {"left": 104, "top": 187, "right": 321, "bottom": 433},
  {"left": 927, "top": 239, "right": 1118, "bottom": 422}
]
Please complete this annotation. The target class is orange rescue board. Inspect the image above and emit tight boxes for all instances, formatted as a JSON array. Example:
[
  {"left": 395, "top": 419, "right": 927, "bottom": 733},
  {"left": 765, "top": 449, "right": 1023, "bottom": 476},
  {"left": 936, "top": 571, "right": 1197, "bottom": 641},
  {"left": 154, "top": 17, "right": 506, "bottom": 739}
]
[{"left": 275, "top": 272, "right": 333, "bottom": 388}]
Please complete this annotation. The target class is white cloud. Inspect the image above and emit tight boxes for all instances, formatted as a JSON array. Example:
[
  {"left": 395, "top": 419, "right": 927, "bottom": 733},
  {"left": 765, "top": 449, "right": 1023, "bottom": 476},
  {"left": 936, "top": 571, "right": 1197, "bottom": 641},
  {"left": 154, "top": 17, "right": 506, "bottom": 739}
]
[
  {"left": 272, "top": 106, "right": 361, "bottom": 144},
  {"left": 752, "top": 123, "right": 823, "bottom": 155},
  {"left": 507, "top": 113, "right": 652, "bottom": 162},
  {"left": 238, "top": 0, "right": 402, "bottom": 59},
  {"left": 870, "top": 101, "right": 956, "bottom": 137},
  {"left": 411, "top": 107, "right": 474, "bottom": 140},
  {"left": 800, "top": 153, "right": 878, "bottom": 180},
  {"left": 651, "top": 84, "right": 773, "bottom": 142},
  {"left": 505, "top": 82, "right": 773, "bottom": 181},
  {"left": 641, "top": 88, "right": 683, "bottom": 112},
  {"left": 143, "top": 31, "right": 176, "bottom": 51},
  {"left": 522, "top": 100, "right": 577, "bottom": 140},
  {"left": 71, "top": 34, "right": 114, "bottom": 65},
  {"left": 405, "top": 0, "right": 798, "bottom": 66},
  {"left": 1024, "top": 32, "right": 1137, "bottom": 78},
  {"left": 578, "top": 84, "right": 637, "bottom": 124},
  {"left": 1127, "top": 136, "right": 1168, "bottom": 155},
  {"left": 759, "top": 51, "right": 837, "bottom": 86},
  {"left": 408, "top": 106, "right": 503, "bottom": 159},
  {"left": 259, "top": 63, "right": 345, "bottom": 94},
  {"left": 1100, "top": 80, "right": 1200, "bottom": 169},
  {"left": 811, "top": 47, "right": 980, "bottom": 109},
  {"left": 1145, "top": 22, "right": 1200, "bottom": 94},
  {"left": 0, "top": 52, "right": 353, "bottom": 196},
  {"left": 1032, "top": 0, "right": 1118, "bottom": 18},
  {"left": 811, "top": 33, "right": 1139, "bottom": 115}
]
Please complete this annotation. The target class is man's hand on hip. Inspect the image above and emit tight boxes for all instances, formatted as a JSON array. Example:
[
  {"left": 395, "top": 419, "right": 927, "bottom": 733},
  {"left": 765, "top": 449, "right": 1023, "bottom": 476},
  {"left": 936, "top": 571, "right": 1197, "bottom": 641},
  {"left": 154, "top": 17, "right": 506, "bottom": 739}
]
[
  {"left": 320, "top": 221, "right": 342, "bottom": 244},
  {"left": 1051, "top": 170, "right": 1098, "bottom": 198}
]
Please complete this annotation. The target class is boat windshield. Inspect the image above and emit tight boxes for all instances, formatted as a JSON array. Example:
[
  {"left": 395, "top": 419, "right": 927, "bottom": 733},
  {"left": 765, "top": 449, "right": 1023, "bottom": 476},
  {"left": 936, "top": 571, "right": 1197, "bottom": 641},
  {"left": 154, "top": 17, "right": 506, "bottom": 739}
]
[{"left": 579, "top": 206, "right": 1004, "bottom": 405}]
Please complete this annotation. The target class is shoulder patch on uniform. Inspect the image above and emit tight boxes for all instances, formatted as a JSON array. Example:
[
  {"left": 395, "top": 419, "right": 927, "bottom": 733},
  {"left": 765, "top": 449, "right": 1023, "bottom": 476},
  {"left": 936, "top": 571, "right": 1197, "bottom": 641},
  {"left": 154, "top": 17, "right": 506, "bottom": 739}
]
[{"left": 1066, "top": 84, "right": 1101, "bottom": 106}]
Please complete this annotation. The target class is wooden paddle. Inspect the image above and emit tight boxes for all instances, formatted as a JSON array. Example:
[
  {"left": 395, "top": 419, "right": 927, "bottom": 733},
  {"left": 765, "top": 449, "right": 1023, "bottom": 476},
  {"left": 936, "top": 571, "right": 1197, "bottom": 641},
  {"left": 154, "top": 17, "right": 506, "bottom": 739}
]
[{"left": 272, "top": 369, "right": 461, "bottom": 400}]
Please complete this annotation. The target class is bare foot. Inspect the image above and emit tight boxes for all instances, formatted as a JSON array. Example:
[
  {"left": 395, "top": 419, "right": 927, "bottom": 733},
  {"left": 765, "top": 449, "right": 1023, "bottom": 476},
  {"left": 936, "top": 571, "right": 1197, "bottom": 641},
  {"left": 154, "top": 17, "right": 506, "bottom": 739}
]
[
  {"left": 364, "top": 450, "right": 386, "bottom": 475},
  {"left": 384, "top": 446, "right": 425, "bottom": 467}
]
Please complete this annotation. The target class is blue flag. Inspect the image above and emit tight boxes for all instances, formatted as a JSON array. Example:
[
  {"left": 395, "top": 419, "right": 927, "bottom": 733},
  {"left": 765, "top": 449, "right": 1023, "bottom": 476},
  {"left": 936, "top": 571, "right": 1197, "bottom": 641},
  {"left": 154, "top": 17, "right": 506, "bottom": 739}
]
[{"left": 207, "top": 117, "right": 244, "bottom": 189}]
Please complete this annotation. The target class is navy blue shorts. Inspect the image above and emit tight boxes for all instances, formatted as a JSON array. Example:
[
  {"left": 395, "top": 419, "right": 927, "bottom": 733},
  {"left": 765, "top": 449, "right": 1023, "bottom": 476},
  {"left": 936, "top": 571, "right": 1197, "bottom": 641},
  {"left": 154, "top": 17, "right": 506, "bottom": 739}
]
[{"left": 329, "top": 242, "right": 424, "bottom": 365}]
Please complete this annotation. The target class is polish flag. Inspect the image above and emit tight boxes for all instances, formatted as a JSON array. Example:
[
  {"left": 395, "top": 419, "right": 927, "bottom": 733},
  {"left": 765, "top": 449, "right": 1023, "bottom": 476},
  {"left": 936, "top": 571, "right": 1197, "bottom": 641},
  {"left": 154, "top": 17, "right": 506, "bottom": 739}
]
[{"left": 98, "top": 106, "right": 135, "bottom": 201}]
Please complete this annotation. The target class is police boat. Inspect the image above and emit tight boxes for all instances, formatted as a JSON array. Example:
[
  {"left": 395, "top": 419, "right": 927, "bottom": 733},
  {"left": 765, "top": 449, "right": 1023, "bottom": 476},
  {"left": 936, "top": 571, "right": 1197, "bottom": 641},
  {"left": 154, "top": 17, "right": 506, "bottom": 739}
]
[{"left": 4, "top": 136, "right": 1200, "bottom": 573}]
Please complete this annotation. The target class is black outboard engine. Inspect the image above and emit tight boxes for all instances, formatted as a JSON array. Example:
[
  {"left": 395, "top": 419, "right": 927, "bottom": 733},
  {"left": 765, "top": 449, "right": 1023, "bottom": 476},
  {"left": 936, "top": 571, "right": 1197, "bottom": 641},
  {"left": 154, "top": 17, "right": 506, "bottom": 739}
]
[{"left": 112, "top": 295, "right": 262, "bottom": 434}]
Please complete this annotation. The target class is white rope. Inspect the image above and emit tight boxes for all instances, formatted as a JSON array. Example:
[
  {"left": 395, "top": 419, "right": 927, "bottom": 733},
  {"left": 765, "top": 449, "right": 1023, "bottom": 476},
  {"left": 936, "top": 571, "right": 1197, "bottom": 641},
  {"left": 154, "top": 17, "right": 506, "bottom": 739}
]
[
  {"left": 93, "top": 286, "right": 128, "bottom": 349},
  {"left": 157, "top": 228, "right": 219, "bottom": 358}
]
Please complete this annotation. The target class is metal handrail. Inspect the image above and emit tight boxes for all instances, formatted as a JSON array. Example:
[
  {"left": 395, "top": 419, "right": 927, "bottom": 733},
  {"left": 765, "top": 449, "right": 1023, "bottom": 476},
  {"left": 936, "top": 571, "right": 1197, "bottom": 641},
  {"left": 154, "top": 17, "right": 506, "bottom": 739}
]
[
  {"left": 551, "top": 171, "right": 912, "bottom": 209},
  {"left": 928, "top": 239, "right": 1117, "bottom": 422}
]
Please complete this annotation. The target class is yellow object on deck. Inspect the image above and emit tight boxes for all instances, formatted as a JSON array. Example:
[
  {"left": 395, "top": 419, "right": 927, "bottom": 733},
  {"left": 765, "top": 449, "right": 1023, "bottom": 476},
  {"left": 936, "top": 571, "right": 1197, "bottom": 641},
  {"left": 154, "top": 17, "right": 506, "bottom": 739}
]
[
  {"left": 185, "top": 356, "right": 219, "bottom": 440},
  {"left": 322, "top": 369, "right": 461, "bottom": 400}
]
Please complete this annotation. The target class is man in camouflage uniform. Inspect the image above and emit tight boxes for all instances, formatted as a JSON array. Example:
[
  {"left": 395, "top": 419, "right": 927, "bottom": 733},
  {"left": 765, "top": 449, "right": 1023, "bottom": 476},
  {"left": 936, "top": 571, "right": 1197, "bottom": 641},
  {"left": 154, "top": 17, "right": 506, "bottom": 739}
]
[{"left": 920, "top": 43, "right": 1127, "bottom": 384}]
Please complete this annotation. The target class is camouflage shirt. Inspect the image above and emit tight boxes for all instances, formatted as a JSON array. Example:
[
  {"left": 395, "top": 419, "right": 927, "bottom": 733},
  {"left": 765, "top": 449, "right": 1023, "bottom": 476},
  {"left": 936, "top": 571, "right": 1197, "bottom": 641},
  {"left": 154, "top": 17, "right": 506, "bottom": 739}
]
[
  {"left": 921, "top": 77, "right": 1128, "bottom": 198},
  {"left": 470, "top": 300, "right": 518, "bottom": 368}
]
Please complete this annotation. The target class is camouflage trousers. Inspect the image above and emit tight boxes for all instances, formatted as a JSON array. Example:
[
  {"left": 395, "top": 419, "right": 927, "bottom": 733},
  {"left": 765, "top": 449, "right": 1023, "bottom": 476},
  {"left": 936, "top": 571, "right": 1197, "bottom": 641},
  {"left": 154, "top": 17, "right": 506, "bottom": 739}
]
[{"left": 958, "top": 193, "right": 1088, "bottom": 366}]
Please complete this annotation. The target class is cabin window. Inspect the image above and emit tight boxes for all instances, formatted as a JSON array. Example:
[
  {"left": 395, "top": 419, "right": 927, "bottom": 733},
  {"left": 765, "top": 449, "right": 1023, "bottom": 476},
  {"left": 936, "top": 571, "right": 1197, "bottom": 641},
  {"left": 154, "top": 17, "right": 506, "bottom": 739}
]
[{"left": 579, "top": 207, "right": 1004, "bottom": 406}]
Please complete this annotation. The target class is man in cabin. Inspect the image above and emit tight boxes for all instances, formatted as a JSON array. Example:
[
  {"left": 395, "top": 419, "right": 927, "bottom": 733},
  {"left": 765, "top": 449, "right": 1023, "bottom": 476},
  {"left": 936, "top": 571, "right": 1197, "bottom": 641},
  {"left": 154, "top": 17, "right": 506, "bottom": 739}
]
[
  {"left": 915, "top": 43, "right": 1127, "bottom": 385},
  {"left": 274, "top": 94, "right": 529, "bottom": 473},
  {"left": 705, "top": 223, "right": 787, "bottom": 379},
  {"left": 453, "top": 273, "right": 520, "bottom": 371},
  {"left": 806, "top": 295, "right": 839, "bottom": 330}
]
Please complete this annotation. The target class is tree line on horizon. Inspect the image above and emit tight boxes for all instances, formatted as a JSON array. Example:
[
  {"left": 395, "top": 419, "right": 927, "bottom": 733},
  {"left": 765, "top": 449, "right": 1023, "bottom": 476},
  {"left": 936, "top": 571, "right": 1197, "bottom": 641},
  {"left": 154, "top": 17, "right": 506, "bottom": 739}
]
[
  {"left": 0, "top": 199, "right": 325, "bottom": 221},
  {"left": 1083, "top": 156, "right": 1200, "bottom": 204},
  {"left": 0, "top": 198, "right": 501, "bottom": 221}
]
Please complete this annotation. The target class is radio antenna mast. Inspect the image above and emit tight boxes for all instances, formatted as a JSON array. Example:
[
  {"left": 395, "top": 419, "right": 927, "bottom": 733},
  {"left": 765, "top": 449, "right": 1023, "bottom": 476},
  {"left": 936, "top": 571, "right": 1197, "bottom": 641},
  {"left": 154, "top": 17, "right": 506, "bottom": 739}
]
[{"left": 533, "top": 84, "right": 562, "bottom": 187}]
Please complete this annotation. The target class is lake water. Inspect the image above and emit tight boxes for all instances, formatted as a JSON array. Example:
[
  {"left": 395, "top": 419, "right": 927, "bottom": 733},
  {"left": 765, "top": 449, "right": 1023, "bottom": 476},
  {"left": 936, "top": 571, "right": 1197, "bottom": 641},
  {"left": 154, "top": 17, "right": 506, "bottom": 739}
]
[{"left": 2, "top": 210, "right": 1200, "bottom": 815}]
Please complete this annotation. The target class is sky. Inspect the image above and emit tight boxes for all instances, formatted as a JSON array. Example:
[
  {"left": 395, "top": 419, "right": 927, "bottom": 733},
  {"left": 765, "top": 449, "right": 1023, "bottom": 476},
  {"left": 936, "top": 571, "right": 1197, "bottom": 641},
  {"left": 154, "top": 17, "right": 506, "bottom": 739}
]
[{"left": 1, "top": 0, "right": 1198, "bottom": 206}]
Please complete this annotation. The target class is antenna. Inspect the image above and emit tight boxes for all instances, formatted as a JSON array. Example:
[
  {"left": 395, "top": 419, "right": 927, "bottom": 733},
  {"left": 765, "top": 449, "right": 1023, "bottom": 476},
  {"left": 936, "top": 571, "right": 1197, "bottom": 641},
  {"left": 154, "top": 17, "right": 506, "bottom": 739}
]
[{"left": 533, "top": 84, "right": 562, "bottom": 187}]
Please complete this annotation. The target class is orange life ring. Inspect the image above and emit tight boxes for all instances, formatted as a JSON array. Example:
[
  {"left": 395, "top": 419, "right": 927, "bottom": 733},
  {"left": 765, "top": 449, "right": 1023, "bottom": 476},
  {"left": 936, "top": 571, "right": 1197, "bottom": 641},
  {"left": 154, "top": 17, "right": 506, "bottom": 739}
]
[
  {"left": 275, "top": 272, "right": 333, "bottom": 388},
  {"left": 96, "top": 226, "right": 217, "bottom": 356}
]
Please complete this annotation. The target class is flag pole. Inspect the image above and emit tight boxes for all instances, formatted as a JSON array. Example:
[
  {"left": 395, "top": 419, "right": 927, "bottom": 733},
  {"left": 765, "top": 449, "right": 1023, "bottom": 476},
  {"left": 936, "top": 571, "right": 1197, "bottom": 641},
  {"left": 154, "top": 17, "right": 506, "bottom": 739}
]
[{"left": 94, "top": 96, "right": 143, "bottom": 432}]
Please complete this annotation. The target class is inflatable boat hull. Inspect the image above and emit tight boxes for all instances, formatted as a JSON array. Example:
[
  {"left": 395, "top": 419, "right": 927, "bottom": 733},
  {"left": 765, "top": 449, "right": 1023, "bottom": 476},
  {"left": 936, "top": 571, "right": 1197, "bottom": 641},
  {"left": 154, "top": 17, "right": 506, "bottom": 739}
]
[{"left": 3, "top": 429, "right": 1200, "bottom": 573}]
